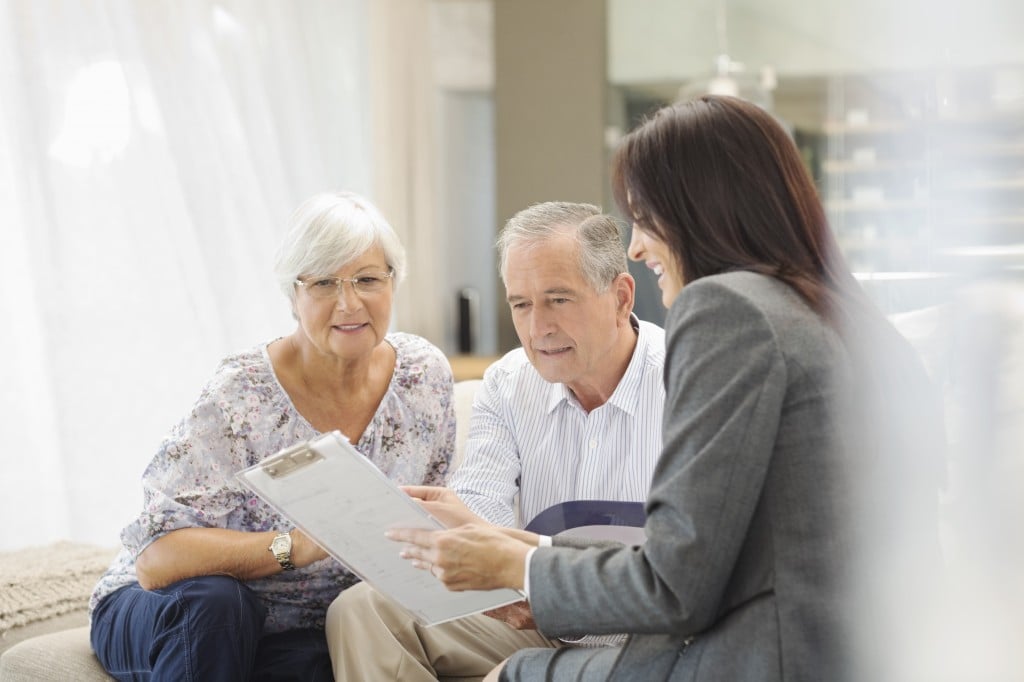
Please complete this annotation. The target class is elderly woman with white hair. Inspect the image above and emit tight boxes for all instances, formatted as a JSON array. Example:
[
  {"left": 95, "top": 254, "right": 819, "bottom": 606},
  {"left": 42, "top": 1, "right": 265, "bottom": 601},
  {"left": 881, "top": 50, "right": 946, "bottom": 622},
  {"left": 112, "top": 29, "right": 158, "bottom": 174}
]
[{"left": 88, "top": 191, "right": 455, "bottom": 681}]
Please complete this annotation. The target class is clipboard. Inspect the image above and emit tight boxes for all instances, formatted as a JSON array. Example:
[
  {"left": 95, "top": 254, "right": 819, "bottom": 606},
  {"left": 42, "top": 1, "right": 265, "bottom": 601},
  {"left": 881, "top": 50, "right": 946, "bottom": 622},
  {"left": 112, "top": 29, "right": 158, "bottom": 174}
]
[{"left": 237, "top": 431, "right": 525, "bottom": 626}]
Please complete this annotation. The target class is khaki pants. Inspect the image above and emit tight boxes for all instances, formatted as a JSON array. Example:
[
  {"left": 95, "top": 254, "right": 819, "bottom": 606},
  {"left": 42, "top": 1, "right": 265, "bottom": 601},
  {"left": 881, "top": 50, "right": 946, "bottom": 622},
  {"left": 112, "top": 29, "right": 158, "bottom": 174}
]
[{"left": 326, "top": 582, "right": 557, "bottom": 681}]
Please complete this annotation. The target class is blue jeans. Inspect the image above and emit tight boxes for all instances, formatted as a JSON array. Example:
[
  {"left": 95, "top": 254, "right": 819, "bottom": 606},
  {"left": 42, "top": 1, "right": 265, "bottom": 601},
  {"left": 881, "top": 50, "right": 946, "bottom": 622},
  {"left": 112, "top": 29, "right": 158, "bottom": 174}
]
[{"left": 90, "top": 575, "right": 332, "bottom": 681}]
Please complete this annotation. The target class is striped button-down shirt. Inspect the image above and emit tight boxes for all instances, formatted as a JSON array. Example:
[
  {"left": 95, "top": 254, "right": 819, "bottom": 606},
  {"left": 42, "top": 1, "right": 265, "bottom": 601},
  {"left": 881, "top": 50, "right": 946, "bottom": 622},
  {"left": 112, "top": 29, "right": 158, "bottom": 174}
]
[{"left": 450, "top": 317, "right": 666, "bottom": 530}]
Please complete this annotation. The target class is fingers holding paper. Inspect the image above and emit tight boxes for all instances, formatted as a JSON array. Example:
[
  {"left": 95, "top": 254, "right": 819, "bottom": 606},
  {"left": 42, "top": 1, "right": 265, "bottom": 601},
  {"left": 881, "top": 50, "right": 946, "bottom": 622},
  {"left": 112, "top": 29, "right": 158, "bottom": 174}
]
[{"left": 387, "top": 524, "right": 533, "bottom": 592}]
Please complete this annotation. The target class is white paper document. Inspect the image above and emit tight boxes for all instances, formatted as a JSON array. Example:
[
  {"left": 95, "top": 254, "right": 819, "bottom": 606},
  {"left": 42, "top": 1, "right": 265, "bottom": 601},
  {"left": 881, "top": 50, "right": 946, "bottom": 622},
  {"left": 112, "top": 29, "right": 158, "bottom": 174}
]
[{"left": 237, "top": 431, "right": 524, "bottom": 626}]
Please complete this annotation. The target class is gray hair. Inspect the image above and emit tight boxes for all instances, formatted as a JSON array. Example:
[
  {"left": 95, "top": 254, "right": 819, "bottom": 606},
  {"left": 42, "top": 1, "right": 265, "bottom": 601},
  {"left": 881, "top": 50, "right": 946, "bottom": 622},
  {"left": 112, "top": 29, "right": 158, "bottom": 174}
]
[
  {"left": 497, "top": 202, "right": 626, "bottom": 293},
  {"left": 274, "top": 191, "right": 407, "bottom": 306}
]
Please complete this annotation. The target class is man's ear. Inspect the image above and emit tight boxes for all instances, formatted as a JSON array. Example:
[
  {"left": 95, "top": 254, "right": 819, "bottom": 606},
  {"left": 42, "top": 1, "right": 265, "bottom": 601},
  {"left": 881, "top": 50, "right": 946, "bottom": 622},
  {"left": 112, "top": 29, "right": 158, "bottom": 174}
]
[{"left": 614, "top": 272, "right": 636, "bottom": 318}]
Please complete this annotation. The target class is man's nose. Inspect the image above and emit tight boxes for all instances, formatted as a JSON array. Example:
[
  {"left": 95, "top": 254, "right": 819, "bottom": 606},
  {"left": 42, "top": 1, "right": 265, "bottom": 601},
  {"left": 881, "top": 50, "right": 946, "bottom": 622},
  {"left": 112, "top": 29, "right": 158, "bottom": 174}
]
[{"left": 529, "top": 308, "right": 554, "bottom": 337}]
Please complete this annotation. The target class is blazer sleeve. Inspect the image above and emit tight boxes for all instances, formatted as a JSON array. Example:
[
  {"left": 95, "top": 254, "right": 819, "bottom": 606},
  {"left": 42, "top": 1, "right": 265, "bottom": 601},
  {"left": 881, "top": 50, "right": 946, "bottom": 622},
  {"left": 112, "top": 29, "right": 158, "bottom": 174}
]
[{"left": 528, "top": 279, "right": 788, "bottom": 638}]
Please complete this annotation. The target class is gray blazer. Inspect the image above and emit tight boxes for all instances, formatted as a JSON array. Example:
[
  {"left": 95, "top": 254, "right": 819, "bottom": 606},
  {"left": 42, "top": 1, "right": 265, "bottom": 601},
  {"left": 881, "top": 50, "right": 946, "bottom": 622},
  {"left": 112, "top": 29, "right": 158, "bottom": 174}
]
[{"left": 521, "top": 271, "right": 942, "bottom": 681}]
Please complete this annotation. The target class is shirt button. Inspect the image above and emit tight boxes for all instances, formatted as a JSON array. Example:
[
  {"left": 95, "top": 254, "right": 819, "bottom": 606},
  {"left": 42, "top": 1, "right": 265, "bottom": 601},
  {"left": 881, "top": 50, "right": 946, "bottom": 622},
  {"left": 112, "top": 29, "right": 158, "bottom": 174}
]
[{"left": 589, "top": 439, "right": 598, "bottom": 449}]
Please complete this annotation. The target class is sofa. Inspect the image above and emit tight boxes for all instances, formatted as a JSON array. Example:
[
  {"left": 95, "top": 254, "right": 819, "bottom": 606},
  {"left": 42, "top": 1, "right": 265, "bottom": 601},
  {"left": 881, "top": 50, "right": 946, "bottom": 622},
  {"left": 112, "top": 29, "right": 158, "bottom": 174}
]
[
  {"left": 0, "top": 543, "right": 118, "bottom": 680},
  {"left": 0, "top": 379, "right": 484, "bottom": 681}
]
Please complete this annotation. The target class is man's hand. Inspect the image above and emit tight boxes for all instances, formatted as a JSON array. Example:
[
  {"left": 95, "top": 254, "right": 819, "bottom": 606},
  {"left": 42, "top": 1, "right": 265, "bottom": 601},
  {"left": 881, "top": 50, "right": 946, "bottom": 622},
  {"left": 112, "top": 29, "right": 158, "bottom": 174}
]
[
  {"left": 401, "top": 485, "right": 487, "bottom": 528},
  {"left": 483, "top": 600, "right": 536, "bottom": 630}
]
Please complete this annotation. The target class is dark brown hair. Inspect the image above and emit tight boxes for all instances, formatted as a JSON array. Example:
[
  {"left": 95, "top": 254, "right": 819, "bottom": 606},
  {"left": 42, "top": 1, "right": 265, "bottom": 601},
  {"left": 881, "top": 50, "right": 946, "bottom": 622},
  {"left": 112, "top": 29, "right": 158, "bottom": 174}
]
[{"left": 611, "top": 95, "right": 868, "bottom": 322}]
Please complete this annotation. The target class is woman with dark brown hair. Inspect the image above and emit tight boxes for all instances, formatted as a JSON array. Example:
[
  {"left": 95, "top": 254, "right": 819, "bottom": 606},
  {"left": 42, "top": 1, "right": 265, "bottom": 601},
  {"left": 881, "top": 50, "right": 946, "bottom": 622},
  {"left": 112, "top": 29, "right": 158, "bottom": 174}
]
[
  {"left": 613, "top": 94, "right": 864, "bottom": 321},
  {"left": 389, "top": 95, "right": 943, "bottom": 681}
]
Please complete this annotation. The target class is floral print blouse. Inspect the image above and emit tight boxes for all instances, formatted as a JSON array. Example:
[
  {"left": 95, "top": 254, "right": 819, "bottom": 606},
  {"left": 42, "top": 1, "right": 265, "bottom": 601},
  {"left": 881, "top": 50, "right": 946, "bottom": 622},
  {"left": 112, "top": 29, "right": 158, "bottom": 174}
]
[{"left": 90, "top": 332, "right": 455, "bottom": 633}]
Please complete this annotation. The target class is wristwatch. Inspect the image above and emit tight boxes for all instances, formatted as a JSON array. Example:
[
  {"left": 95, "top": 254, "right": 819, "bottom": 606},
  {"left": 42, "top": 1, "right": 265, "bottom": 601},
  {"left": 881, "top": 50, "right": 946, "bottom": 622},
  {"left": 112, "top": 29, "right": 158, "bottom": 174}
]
[{"left": 268, "top": 531, "right": 295, "bottom": 571}]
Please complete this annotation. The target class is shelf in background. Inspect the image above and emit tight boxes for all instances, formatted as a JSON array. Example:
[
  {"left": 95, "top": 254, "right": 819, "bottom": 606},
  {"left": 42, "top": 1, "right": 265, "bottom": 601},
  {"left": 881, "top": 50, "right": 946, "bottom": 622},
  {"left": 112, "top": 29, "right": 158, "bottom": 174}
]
[
  {"left": 810, "top": 67, "right": 1024, "bottom": 313},
  {"left": 935, "top": 143, "right": 1024, "bottom": 159},
  {"left": 822, "top": 158, "right": 927, "bottom": 174},
  {"left": 944, "top": 178, "right": 1024, "bottom": 192},
  {"left": 826, "top": 198, "right": 930, "bottom": 213},
  {"left": 823, "top": 120, "right": 916, "bottom": 135}
]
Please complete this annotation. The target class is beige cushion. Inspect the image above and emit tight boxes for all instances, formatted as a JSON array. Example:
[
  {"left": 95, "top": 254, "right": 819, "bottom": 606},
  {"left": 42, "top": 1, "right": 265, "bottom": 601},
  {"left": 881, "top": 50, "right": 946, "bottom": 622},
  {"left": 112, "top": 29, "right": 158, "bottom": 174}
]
[
  {"left": 452, "top": 378, "right": 482, "bottom": 473},
  {"left": 0, "top": 626, "right": 111, "bottom": 681}
]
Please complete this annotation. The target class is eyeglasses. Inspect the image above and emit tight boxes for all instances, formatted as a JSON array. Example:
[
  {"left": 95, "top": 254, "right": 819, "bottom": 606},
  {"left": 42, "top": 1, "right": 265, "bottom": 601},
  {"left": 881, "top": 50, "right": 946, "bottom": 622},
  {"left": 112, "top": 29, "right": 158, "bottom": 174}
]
[{"left": 295, "top": 268, "right": 394, "bottom": 299}]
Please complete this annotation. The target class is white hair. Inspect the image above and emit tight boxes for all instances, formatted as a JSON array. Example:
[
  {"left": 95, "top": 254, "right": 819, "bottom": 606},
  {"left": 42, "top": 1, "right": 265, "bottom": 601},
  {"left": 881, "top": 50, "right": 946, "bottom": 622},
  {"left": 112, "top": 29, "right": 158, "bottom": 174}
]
[
  {"left": 273, "top": 191, "right": 407, "bottom": 307},
  {"left": 497, "top": 201, "right": 626, "bottom": 293}
]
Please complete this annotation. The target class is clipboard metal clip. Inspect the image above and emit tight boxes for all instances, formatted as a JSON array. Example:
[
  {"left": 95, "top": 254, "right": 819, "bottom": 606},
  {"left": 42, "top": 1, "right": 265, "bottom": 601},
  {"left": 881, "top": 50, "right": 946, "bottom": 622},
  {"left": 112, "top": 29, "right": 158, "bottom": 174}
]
[{"left": 261, "top": 441, "right": 325, "bottom": 479}]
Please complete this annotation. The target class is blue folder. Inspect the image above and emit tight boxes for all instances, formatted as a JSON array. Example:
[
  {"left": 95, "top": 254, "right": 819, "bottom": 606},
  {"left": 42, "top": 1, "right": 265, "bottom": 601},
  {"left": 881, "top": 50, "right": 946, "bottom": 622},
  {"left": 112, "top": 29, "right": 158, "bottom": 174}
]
[{"left": 523, "top": 499, "right": 646, "bottom": 536}]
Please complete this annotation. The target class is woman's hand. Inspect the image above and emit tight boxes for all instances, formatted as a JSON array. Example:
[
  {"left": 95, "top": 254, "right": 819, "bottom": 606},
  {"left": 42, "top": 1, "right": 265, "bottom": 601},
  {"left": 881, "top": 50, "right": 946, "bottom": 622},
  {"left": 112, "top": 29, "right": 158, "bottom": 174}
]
[
  {"left": 386, "top": 524, "right": 537, "bottom": 592},
  {"left": 401, "top": 485, "right": 487, "bottom": 528}
]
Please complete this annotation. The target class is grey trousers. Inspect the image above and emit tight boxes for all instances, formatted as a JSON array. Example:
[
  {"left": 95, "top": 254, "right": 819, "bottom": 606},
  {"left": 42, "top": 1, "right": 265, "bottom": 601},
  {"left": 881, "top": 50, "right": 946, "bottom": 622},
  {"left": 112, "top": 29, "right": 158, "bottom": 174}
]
[{"left": 501, "top": 645, "right": 625, "bottom": 681}]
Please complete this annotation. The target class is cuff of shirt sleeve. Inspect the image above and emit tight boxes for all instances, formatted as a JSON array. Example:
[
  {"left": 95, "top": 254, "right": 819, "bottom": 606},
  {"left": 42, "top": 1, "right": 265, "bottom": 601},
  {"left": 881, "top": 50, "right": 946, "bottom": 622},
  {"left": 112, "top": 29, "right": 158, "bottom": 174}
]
[{"left": 523, "top": 535, "right": 551, "bottom": 599}]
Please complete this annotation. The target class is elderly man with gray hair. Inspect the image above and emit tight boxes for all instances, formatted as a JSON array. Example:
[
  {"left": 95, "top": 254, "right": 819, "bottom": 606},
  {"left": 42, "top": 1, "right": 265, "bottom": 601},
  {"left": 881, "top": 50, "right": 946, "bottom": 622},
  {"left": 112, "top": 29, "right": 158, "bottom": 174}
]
[{"left": 325, "top": 201, "right": 666, "bottom": 681}]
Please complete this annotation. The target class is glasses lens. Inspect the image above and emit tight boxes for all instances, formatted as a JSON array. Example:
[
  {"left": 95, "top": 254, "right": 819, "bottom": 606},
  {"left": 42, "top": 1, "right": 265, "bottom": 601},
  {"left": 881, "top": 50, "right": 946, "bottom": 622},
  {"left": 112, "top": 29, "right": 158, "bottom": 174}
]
[
  {"left": 352, "top": 272, "right": 390, "bottom": 295},
  {"left": 300, "top": 270, "right": 391, "bottom": 298},
  {"left": 307, "top": 278, "right": 341, "bottom": 298}
]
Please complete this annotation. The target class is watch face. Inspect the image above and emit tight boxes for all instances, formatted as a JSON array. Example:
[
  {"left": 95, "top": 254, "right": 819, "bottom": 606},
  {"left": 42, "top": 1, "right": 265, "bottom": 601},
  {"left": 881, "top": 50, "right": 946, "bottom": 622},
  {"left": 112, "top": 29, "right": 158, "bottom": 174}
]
[{"left": 272, "top": 534, "right": 291, "bottom": 553}]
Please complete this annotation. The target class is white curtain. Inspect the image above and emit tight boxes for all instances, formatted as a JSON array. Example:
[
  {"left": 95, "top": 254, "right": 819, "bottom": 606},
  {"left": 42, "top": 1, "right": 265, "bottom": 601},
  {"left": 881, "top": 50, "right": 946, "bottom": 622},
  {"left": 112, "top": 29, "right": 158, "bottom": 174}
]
[
  {"left": 0, "top": 0, "right": 372, "bottom": 551},
  {"left": 368, "top": 0, "right": 445, "bottom": 346}
]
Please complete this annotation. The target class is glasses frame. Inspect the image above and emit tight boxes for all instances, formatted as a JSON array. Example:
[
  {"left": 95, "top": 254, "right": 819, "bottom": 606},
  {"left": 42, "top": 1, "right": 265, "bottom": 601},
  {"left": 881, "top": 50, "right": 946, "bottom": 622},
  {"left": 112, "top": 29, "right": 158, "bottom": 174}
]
[{"left": 294, "top": 267, "right": 395, "bottom": 299}]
